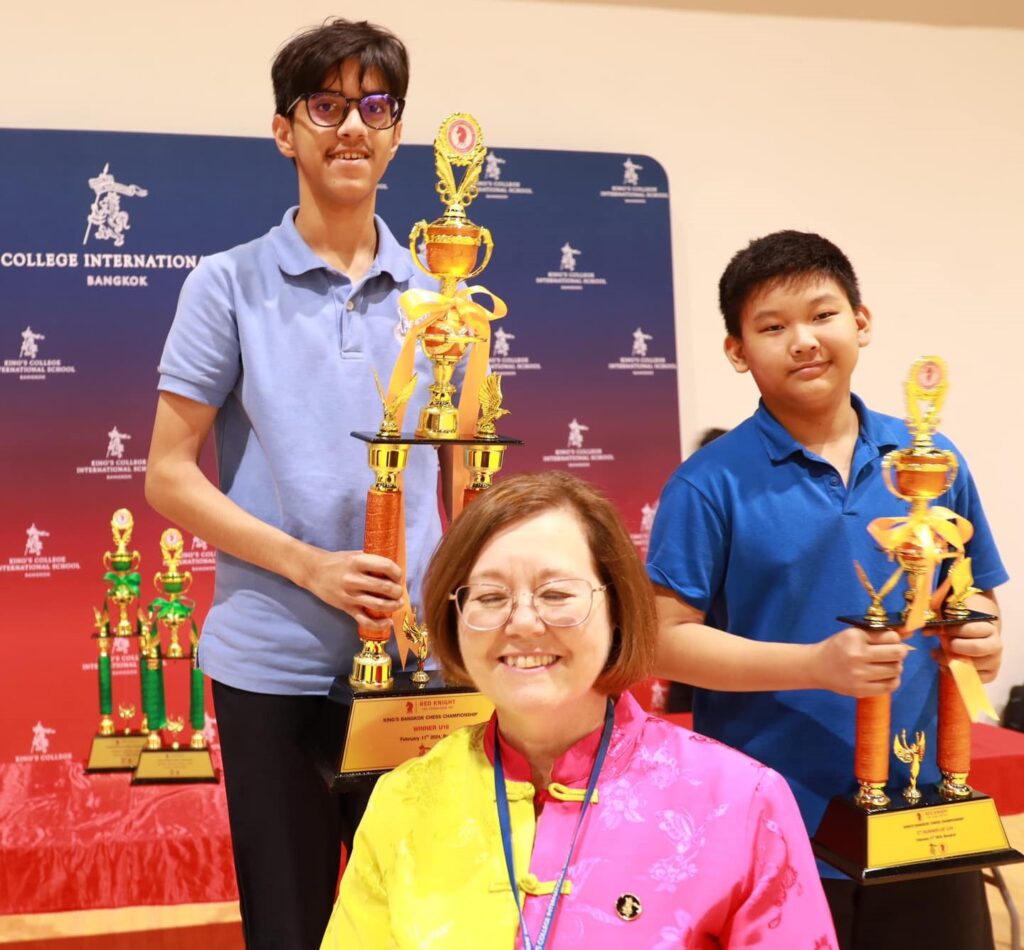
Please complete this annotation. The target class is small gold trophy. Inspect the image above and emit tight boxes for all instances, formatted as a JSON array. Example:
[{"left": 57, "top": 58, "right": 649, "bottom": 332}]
[
  {"left": 86, "top": 509, "right": 148, "bottom": 771},
  {"left": 814, "top": 357, "right": 1021, "bottom": 882},
  {"left": 326, "top": 115, "right": 515, "bottom": 790},
  {"left": 132, "top": 528, "right": 216, "bottom": 783}
]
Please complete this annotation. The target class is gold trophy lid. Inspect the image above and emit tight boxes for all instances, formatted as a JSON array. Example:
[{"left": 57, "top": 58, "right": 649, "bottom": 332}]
[
  {"left": 904, "top": 355, "right": 947, "bottom": 451},
  {"left": 159, "top": 528, "right": 184, "bottom": 566},
  {"left": 433, "top": 113, "right": 486, "bottom": 221},
  {"left": 111, "top": 508, "right": 134, "bottom": 545},
  {"left": 436, "top": 114, "right": 485, "bottom": 169}
]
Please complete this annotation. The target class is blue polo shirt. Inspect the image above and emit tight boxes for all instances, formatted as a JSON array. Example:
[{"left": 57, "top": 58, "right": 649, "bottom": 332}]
[
  {"left": 158, "top": 207, "right": 447, "bottom": 695},
  {"left": 647, "top": 395, "right": 1007, "bottom": 875}
]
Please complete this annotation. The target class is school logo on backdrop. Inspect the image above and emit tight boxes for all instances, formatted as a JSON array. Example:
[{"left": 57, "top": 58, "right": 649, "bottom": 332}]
[
  {"left": 535, "top": 242, "right": 608, "bottom": 291},
  {"left": 0, "top": 158, "right": 198, "bottom": 289},
  {"left": 600, "top": 156, "right": 668, "bottom": 205},
  {"left": 1, "top": 326, "right": 78, "bottom": 383},
  {"left": 541, "top": 418, "right": 616, "bottom": 469},
  {"left": 0, "top": 525, "right": 81, "bottom": 580},
  {"left": 180, "top": 532, "right": 216, "bottom": 573},
  {"left": 630, "top": 500, "right": 659, "bottom": 555},
  {"left": 83, "top": 163, "right": 149, "bottom": 248},
  {"left": 14, "top": 721, "right": 72, "bottom": 763},
  {"left": 477, "top": 151, "right": 535, "bottom": 200},
  {"left": 608, "top": 327, "right": 678, "bottom": 376},
  {"left": 489, "top": 327, "right": 542, "bottom": 377},
  {"left": 75, "top": 426, "right": 147, "bottom": 481}
]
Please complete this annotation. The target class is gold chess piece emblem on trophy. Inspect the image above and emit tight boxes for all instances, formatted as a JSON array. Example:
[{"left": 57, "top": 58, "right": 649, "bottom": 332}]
[{"left": 814, "top": 356, "right": 1021, "bottom": 882}]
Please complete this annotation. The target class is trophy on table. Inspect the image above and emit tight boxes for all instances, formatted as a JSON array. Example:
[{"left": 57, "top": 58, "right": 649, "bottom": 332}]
[
  {"left": 813, "top": 357, "right": 1022, "bottom": 881},
  {"left": 86, "top": 509, "right": 148, "bottom": 771},
  {"left": 132, "top": 528, "right": 216, "bottom": 783},
  {"left": 324, "top": 115, "right": 519, "bottom": 790}
]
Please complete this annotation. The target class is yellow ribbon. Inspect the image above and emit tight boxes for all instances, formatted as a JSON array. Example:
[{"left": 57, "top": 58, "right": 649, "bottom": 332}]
[
  {"left": 866, "top": 506, "right": 969, "bottom": 634},
  {"left": 948, "top": 657, "right": 998, "bottom": 722},
  {"left": 868, "top": 510, "right": 994, "bottom": 721},
  {"left": 384, "top": 286, "right": 507, "bottom": 664}
]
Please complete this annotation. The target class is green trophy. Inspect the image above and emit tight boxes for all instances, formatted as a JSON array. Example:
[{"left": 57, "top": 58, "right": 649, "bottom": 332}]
[
  {"left": 132, "top": 528, "right": 216, "bottom": 783},
  {"left": 86, "top": 509, "right": 148, "bottom": 771}
]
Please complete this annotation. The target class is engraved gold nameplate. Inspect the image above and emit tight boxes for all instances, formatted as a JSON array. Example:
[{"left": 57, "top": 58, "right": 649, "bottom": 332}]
[
  {"left": 338, "top": 684, "right": 493, "bottom": 777},
  {"left": 132, "top": 748, "right": 217, "bottom": 784},
  {"left": 867, "top": 797, "right": 1008, "bottom": 867},
  {"left": 86, "top": 734, "right": 147, "bottom": 771}
]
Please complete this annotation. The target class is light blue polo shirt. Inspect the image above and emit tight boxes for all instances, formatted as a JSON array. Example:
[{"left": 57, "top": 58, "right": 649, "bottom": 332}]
[
  {"left": 647, "top": 395, "right": 1008, "bottom": 875},
  {"left": 158, "top": 207, "right": 447, "bottom": 695}
]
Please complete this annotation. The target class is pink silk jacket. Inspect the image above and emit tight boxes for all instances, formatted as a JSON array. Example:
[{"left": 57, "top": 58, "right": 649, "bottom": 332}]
[{"left": 324, "top": 692, "right": 837, "bottom": 948}]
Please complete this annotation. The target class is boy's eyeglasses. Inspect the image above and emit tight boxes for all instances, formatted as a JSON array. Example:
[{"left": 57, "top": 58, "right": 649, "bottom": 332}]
[
  {"left": 287, "top": 92, "right": 405, "bottom": 131},
  {"left": 450, "top": 579, "right": 610, "bottom": 632}
]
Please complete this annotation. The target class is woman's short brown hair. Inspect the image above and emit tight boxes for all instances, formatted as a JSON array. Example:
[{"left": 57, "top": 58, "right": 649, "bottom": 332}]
[{"left": 422, "top": 471, "right": 656, "bottom": 694}]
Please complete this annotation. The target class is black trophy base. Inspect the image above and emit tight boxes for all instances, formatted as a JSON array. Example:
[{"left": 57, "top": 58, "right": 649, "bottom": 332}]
[
  {"left": 86, "top": 732, "right": 148, "bottom": 772},
  {"left": 351, "top": 430, "right": 522, "bottom": 447},
  {"left": 838, "top": 608, "right": 997, "bottom": 631},
  {"left": 320, "top": 670, "right": 493, "bottom": 793},
  {"left": 131, "top": 746, "right": 218, "bottom": 784},
  {"left": 813, "top": 787, "right": 1024, "bottom": 884}
]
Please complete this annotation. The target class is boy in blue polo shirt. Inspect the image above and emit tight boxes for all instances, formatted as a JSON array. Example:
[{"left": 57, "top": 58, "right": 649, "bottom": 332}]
[
  {"left": 648, "top": 230, "right": 1007, "bottom": 948},
  {"left": 146, "top": 19, "right": 447, "bottom": 949}
]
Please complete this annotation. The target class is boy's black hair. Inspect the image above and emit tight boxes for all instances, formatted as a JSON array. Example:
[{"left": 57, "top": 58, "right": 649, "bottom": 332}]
[
  {"left": 272, "top": 18, "right": 409, "bottom": 117},
  {"left": 718, "top": 230, "right": 862, "bottom": 337}
]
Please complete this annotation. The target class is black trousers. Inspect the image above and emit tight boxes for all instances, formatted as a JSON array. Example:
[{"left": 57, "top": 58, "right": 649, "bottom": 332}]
[
  {"left": 823, "top": 872, "right": 995, "bottom": 950},
  {"left": 213, "top": 680, "right": 374, "bottom": 950}
]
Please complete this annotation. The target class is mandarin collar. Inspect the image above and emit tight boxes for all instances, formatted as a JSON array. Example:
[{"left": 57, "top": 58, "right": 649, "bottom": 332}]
[
  {"left": 483, "top": 691, "right": 647, "bottom": 787},
  {"left": 270, "top": 206, "right": 416, "bottom": 283}
]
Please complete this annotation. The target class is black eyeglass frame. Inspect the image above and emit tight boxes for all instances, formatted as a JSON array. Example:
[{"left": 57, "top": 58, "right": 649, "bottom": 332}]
[{"left": 286, "top": 92, "right": 405, "bottom": 130}]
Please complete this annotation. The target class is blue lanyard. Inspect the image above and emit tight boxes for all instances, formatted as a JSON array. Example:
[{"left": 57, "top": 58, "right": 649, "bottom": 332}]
[{"left": 493, "top": 698, "right": 614, "bottom": 950}]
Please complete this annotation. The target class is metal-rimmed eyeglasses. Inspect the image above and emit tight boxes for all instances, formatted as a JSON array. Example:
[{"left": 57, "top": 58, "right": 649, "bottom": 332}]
[
  {"left": 450, "top": 579, "right": 610, "bottom": 632},
  {"left": 287, "top": 92, "right": 405, "bottom": 130}
]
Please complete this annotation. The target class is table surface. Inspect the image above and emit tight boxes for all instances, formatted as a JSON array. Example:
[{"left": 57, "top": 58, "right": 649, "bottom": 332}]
[{"left": 0, "top": 752, "right": 236, "bottom": 916}]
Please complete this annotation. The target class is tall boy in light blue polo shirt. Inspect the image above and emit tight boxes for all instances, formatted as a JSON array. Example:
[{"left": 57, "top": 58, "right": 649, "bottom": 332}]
[
  {"left": 146, "top": 19, "right": 446, "bottom": 950},
  {"left": 648, "top": 230, "right": 1007, "bottom": 949}
]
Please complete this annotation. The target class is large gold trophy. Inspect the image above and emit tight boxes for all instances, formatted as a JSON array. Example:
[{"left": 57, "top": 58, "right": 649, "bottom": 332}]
[
  {"left": 86, "top": 509, "right": 148, "bottom": 771},
  {"left": 814, "top": 357, "right": 1021, "bottom": 881},
  {"left": 133, "top": 528, "right": 216, "bottom": 783},
  {"left": 323, "top": 115, "right": 518, "bottom": 791}
]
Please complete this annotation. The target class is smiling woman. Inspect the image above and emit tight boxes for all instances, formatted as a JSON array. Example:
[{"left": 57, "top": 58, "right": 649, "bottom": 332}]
[{"left": 321, "top": 472, "right": 838, "bottom": 948}]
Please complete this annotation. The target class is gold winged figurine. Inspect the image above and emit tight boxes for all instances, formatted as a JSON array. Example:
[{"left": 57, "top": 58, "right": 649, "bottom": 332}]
[
  {"left": 373, "top": 370, "right": 418, "bottom": 439},
  {"left": 403, "top": 612, "right": 431, "bottom": 685},
  {"left": 944, "top": 556, "right": 981, "bottom": 620},
  {"left": 853, "top": 561, "right": 905, "bottom": 629},
  {"left": 893, "top": 729, "right": 926, "bottom": 803},
  {"left": 475, "top": 373, "right": 510, "bottom": 440}
]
